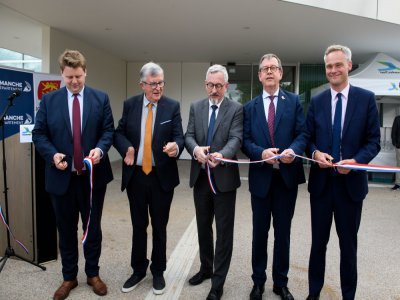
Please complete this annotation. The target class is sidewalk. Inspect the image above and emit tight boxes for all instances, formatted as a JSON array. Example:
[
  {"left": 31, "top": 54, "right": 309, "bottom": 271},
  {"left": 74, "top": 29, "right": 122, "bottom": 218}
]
[{"left": 0, "top": 160, "right": 399, "bottom": 299}]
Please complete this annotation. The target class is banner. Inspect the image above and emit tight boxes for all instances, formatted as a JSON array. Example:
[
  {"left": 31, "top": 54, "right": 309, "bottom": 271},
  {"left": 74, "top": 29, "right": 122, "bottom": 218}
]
[{"left": 0, "top": 67, "right": 34, "bottom": 141}]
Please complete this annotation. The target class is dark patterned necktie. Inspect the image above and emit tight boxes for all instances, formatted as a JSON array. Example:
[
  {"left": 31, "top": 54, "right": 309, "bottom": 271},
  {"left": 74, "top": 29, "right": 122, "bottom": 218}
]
[
  {"left": 332, "top": 93, "right": 342, "bottom": 162},
  {"left": 268, "top": 96, "right": 275, "bottom": 147},
  {"left": 73, "top": 94, "right": 83, "bottom": 171},
  {"left": 207, "top": 105, "right": 218, "bottom": 146}
]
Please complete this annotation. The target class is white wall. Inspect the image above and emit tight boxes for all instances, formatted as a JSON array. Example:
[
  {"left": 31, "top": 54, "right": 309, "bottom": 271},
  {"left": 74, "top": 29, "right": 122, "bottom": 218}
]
[
  {"left": 281, "top": 0, "right": 400, "bottom": 25},
  {"left": 126, "top": 62, "right": 210, "bottom": 159},
  {"left": 48, "top": 28, "right": 127, "bottom": 161}
]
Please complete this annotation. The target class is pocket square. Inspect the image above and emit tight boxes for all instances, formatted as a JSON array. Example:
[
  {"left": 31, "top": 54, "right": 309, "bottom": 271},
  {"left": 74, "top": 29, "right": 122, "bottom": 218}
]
[{"left": 160, "top": 120, "right": 172, "bottom": 125}]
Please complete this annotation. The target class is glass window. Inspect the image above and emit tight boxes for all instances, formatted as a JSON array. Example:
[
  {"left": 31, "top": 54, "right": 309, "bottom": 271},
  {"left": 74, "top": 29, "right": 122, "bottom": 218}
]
[{"left": 0, "top": 48, "right": 41, "bottom": 72}]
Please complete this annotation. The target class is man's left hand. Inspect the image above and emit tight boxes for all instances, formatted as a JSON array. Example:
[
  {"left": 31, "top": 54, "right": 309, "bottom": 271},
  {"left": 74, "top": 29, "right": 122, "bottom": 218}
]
[
  {"left": 88, "top": 148, "right": 102, "bottom": 165},
  {"left": 208, "top": 152, "right": 223, "bottom": 168},
  {"left": 336, "top": 159, "right": 356, "bottom": 174},
  {"left": 163, "top": 142, "right": 178, "bottom": 157},
  {"left": 280, "top": 149, "right": 295, "bottom": 164}
]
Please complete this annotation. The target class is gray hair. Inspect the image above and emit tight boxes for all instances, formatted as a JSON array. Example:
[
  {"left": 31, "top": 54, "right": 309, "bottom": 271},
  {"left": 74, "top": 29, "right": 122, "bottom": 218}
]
[
  {"left": 206, "top": 64, "right": 229, "bottom": 82},
  {"left": 259, "top": 53, "right": 282, "bottom": 69},
  {"left": 324, "top": 45, "right": 352, "bottom": 62},
  {"left": 140, "top": 62, "right": 164, "bottom": 82}
]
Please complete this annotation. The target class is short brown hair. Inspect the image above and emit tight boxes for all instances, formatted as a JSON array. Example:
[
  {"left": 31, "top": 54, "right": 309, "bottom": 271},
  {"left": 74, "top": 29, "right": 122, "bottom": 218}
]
[{"left": 58, "top": 49, "right": 87, "bottom": 71}]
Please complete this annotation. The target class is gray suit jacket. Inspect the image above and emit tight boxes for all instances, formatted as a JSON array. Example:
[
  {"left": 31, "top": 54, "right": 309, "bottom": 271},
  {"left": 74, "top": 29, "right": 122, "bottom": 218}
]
[{"left": 185, "top": 97, "right": 243, "bottom": 192}]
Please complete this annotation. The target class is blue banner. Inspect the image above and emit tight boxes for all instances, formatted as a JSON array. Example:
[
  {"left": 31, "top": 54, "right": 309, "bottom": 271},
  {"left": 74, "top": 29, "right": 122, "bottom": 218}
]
[{"left": 0, "top": 67, "right": 34, "bottom": 141}]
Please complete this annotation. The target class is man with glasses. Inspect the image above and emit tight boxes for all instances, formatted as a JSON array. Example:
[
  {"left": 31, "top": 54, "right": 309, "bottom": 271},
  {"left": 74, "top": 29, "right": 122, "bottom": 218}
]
[
  {"left": 185, "top": 64, "right": 243, "bottom": 300},
  {"left": 242, "top": 54, "right": 307, "bottom": 300},
  {"left": 114, "top": 62, "right": 184, "bottom": 295}
]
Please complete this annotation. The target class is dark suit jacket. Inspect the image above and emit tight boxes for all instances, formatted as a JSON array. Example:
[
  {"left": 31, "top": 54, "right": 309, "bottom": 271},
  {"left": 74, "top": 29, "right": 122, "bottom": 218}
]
[
  {"left": 185, "top": 97, "right": 243, "bottom": 192},
  {"left": 113, "top": 94, "right": 184, "bottom": 192},
  {"left": 306, "top": 85, "right": 381, "bottom": 201},
  {"left": 33, "top": 86, "right": 114, "bottom": 195},
  {"left": 391, "top": 115, "right": 400, "bottom": 148},
  {"left": 242, "top": 90, "right": 307, "bottom": 199}
]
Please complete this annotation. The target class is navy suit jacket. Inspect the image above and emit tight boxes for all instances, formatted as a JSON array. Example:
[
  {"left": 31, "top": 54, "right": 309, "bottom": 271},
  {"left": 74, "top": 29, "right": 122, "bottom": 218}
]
[
  {"left": 113, "top": 94, "right": 184, "bottom": 192},
  {"left": 242, "top": 90, "right": 307, "bottom": 198},
  {"left": 33, "top": 86, "right": 114, "bottom": 195},
  {"left": 306, "top": 85, "right": 381, "bottom": 201}
]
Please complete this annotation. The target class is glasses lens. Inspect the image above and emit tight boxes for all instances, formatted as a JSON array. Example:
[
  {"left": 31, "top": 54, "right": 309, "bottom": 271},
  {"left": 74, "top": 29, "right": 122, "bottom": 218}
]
[
  {"left": 147, "top": 81, "right": 164, "bottom": 88},
  {"left": 206, "top": 83, "right": 224, "bottom": 90},
  {"left": 261, "top": 66, "right": 279, "bottom": 73}
]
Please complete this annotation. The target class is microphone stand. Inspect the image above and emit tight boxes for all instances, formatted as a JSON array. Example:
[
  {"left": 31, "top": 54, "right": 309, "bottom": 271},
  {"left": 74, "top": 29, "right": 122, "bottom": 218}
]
[{"left": 0, "top": 94, "right": 46, "bottom": 273}]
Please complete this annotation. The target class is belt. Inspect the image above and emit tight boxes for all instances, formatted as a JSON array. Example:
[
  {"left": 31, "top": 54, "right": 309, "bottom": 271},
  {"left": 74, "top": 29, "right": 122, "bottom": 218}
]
[{"left": 71, "top": 170, "right": 87, "bottom": 176}]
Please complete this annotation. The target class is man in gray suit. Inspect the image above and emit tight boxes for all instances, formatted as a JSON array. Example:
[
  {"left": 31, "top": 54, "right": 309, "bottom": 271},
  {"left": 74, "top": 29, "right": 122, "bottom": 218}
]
[{"left": 185, "top": 64, "right": 243, "bottom": 300}]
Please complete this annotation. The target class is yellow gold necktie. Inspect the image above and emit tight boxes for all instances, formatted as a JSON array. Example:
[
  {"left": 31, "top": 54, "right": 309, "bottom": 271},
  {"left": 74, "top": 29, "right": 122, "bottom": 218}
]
[{"left": 142, "top": 103, "right": 153, "bottom": 174}]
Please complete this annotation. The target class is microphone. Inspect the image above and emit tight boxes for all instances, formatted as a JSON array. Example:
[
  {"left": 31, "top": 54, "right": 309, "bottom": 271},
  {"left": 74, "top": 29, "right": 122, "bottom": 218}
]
[{"left": 8, "top": 90, "right": 21, "bottom": 101}]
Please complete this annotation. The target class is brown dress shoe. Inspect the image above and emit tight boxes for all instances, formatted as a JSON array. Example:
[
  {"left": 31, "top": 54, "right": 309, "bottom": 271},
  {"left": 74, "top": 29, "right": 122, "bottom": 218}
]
[
  {"left": 87, "top": 276, "right": 108, "bottom": 296},
  {"left": 53, "top": 279, "right": 78, "bottom": 300}
]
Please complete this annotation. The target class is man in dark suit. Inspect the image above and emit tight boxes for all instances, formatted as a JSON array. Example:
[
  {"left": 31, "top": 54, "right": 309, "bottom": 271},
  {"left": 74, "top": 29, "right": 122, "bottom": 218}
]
[
  {"left": 185, "top": 64, "right": 243, "bottom": 300},
  {"left": 306, "top": 45, "right": 380, "bottom": 300},
  {"left": 114, "top": 62, "right": 184, "bottom": 295},
  {"left": 391, "top": 115, "right": 400, "bottom": 190},
  {"left": 242, "top": 54, "right": 307, "bottom": 300},
  {"left": 33, "top": 50, "right": 114, "bottom": 300}
]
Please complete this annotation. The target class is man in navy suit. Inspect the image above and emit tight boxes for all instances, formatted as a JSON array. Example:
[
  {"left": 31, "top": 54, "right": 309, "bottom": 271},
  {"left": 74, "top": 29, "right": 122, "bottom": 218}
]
[
  {"left": 33, "top": 50, "right": 114, "bottom": 300},
  {"left": 242, "top": 54, "right": 307, "bottom": 300},
  {"left": 114, "top": 62, "right": 184, "bottom": 295},
  {"left": 306, "top": 45, "right": 380, "bottom": 300}
]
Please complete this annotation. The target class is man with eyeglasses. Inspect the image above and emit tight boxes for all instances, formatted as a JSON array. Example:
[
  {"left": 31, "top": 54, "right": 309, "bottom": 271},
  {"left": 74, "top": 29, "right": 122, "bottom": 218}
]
[
  {"left": 242, "top": 54, "right": 307, "bottom": 300},
  {"left": 185, "top": 64, "right": 243, "bottom": 300},
  {"left": 114, "top": 62, "right": 184, "bottom": 295}
]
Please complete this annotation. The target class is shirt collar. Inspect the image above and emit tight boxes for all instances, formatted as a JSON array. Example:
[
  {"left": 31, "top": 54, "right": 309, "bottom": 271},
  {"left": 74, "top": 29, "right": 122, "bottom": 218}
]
[
  {"left": 67, "top": 87, "right": 85, "bottom": 99},
  {"left": 331, "top": 84, "right": 350, "bottom": 100},
  {"left": 143, "top": 94, "right": 157, "bottom": 108},
  {"left": 208, "top": 97, "right": 224, "bottom": 108},
  {"left": 263, "top": 88, "right": 279, "bottom": 99}
]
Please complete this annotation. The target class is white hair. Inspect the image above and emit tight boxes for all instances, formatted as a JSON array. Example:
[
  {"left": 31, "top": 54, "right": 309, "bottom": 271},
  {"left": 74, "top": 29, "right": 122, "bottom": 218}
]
[{"left": 206, "top": 64, "right": 229, "bottom": 82}]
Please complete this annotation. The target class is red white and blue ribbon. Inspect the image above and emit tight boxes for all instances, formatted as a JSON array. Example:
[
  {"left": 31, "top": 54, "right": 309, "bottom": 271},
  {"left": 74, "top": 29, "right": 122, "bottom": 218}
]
[
  {"left": 207, "top": 153, "right": 400, "bottom": 194},
  {"left": 81, "top": 157, "right": 94, "bottom": 245},
  {"left": 0, "top": 204, "right": 29, "bottom": 253}
]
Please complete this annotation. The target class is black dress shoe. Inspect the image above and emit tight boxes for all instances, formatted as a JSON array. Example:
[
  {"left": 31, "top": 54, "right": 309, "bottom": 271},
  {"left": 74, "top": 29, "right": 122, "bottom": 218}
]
[
  {"left": 188, "top": 271, "right": 212, "bottom": 285},
  {"left": 250, "top": 284, "right": 264, "bottom": 300},
  {"left": 306, "top": 295, "right": 320, "bottom": 300},
  {"left": 392, "top": 184, "right": 400, "bottom": 190},
  {"left": 273, "top": 286, "right": 294, "bottom": 300},
  {"left": 206, "top": 288, "right": 223, "bottom": 300}
]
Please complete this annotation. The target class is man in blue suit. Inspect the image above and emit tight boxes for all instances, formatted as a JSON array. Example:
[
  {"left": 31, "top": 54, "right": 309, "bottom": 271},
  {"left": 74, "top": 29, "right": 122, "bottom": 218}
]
[
  {"left": 306, "top": 45, "right": 380, "bottom": 300},
  {"left": 114, "top": 62, "right": 184, "bottom": 296},
  {"left": 33, "top": 50, "right": 114, "bottom": 300},
  {"left": 242, "top": 54, "right": 307, "bottom": 300}
]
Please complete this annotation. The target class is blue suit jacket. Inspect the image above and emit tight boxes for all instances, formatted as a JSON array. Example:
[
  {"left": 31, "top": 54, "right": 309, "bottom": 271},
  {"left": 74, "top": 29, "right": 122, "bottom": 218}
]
[
  {"left": 242, "top": 90, "right": 307, "bottom": 198},
  {"left": 113, "top": 94, "right": 184, "bottom": 192},
  {"left": 306, "top": 85, "right": 381, "bottom": 201},
  {"left": 33, "top": 86, "right": 114, "bottom": 195}
]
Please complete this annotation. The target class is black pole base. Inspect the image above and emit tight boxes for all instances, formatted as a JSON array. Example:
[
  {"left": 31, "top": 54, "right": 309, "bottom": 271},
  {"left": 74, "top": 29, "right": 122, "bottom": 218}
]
[{"left": 0, "top": 246, "right": 46, "bottom": 273}]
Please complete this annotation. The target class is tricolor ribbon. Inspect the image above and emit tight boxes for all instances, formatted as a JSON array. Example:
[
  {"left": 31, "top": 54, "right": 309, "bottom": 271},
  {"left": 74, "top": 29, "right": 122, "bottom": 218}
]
[
  {"left": 0, "top": 204, "right": 29, "bottom": 253},
  {"left": 207, "top": 153, "right": 400, "bottom": 194},
  {"left": 81, "top": 157, "right": 94, "bottom": 245}
]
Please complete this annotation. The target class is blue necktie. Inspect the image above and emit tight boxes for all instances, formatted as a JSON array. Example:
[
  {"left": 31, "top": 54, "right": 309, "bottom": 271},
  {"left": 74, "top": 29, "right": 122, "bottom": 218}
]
[
  {"left": 207, "top": 105, "right": 218, "bottom": 146},
  {"left": 332, "top": 93, "right": 342, "bottom": 162}
]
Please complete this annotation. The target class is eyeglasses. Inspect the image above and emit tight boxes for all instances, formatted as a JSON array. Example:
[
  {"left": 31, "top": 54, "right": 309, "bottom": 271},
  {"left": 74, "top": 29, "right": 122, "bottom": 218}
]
[
  {"left": 260, "top": 66, "right": 281, "bottom": 73},
  {"left": 142, "top": 81, "right": 165, "bottom": 88},
  {"left": 205, "top": 82, "right": 225, "bottom": 90}
]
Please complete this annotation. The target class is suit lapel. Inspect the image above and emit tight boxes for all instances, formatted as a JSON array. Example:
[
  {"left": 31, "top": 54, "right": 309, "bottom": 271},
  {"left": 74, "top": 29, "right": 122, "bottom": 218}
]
[
  {"left": 342, "top": 85, "right": 356, "bottom": 137},
  {"left": 82, "top": 87, "right": 92, "bottom": 133},
  {"left": 153, "top": 96, "right": 164, "bottom": 141},
  {"left": 255, "top": 94, "right": 270, "bottom": 144},
  {"left": 60, "top": 88, "right": 72, "bottom": 139},
  {"left": 274, "top": 91, "right": 285, "bottom": 132},
  {"left": 212, "top": 97, "right": 228, "bottom": 138},
  {"left": 323, "top": 90, "right": 333, "bottom": 140},
  {"left": 202, "top": 99, "right": 209, "bottom": 142}
]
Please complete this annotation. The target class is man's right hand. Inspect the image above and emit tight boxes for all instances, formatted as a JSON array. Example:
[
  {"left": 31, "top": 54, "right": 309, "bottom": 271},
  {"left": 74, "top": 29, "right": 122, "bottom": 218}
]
[
  {"left": 314, "top": 150, "right": 334, "bottom": 168},
  {"left": 124, "top": 146, "right": 135, "bottom": 166},
  {"left": 53, "top": 153, "right": 68, "bottom": 170},
  {"left": 194, "top": 146, "right": 210, "bottom": 164}
]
